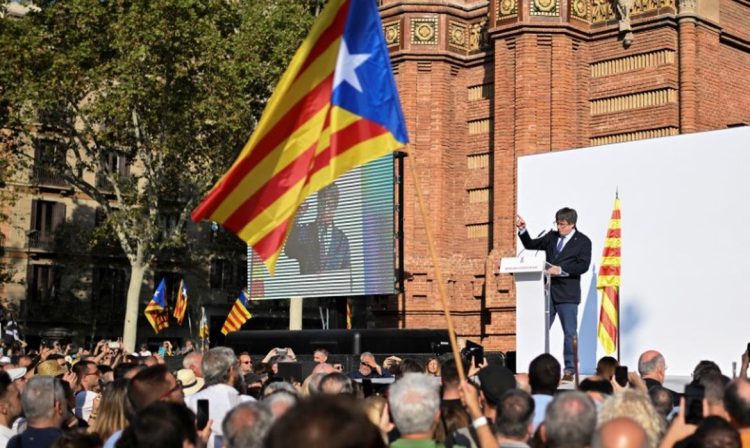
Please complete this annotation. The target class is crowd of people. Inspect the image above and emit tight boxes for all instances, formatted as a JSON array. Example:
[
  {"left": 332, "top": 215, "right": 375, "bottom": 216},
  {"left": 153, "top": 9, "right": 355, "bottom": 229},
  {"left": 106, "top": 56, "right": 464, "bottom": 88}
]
[{"left": 0, "top": 337, "right": 748, "bottom": 448}]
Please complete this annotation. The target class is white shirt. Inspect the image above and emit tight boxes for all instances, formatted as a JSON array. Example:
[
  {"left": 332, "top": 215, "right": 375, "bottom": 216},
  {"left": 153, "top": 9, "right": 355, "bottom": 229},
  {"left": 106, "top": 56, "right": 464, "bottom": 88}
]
[
  {"left": 185, "top": 383, "right": 254, "bottom": 447},
  {"left": 0, "top": 424, "right": 16, "bottom": 448}
]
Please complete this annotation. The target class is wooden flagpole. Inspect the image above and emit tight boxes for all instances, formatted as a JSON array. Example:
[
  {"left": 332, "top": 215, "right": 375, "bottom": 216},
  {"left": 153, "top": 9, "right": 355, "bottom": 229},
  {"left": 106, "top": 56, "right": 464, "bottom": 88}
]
[{"left": 406, "top": 150, "right": 467, "bottom": 382}]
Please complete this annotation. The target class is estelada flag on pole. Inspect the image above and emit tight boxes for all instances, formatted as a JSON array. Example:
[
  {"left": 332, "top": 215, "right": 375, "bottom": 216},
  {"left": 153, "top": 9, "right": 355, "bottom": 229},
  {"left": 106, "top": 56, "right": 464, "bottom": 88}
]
[
  {"left": 191, "top": 0, "right": 409, "bottom": 274},
  {"left": 220, "top": 290, "right": 253, "bottom": 335},
  {"left": 145, "top": 278, "right": 170, "bottom": 334},
  {"left": 173, "top": 279, "right": 188, "bottom": 325},
  {"left": 597, "top": 193, "right": 621, "bottom": 354}
]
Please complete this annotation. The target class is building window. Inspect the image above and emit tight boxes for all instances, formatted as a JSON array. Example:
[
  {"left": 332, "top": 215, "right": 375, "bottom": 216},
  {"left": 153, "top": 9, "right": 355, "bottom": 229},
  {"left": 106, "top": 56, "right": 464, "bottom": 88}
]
[
  {"left": 209, "top": 258, "right": 246, "bottom": 291},
  {"left": 92, "top": 267, "right": 128, "bottom": 317},
  {"left": 32, "top": 140, "right": 67, "bottom": 186},
  {"left": 27, "top": 264, "right": 61, "bottom": 304},
  {"left": 28, "top": 200, "right": 66, "bottom": 250},
  {"left": 96, "top": 151, "right": 130, "bottom": 190}
]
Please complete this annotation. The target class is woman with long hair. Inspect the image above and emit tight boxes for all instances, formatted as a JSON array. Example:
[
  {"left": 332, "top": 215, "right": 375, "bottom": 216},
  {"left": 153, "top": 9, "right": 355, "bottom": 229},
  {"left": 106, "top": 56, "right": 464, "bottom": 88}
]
[{"left": 88, "top": 378, "right": 130, "bottom": 441}]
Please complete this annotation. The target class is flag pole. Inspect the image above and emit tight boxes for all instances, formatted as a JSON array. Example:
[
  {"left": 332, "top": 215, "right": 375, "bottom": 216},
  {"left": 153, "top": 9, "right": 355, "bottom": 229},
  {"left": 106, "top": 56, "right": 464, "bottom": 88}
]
[{"left": 406, "top": 150, "right": 467, "bottom": 382}]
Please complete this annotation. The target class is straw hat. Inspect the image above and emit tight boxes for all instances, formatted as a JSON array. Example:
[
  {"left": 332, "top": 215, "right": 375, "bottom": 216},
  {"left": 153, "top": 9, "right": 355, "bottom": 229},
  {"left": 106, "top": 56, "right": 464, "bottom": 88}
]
[
  {"left": 36, "top": 360, "right": 68, "bottom": 377},
  {"left": 176, "top": 369, "right": 205, "bottom": 396}
]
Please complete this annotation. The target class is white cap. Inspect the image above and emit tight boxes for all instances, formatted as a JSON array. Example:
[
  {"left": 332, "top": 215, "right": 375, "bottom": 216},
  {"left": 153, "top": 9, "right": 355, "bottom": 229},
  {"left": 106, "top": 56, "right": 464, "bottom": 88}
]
[
  {"left": 0, "top": 356, "right": 11, "bottom": 365},
  {"left": 7, "top": 367, "right": 27, "bottom": 381}
]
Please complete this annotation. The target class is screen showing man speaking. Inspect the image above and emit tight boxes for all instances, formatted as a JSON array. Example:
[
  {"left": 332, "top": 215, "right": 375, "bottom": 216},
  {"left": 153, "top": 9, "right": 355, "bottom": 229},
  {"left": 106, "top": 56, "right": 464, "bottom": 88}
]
[{"left": 247, "top": 154, "right": 395, "bottom": 299}]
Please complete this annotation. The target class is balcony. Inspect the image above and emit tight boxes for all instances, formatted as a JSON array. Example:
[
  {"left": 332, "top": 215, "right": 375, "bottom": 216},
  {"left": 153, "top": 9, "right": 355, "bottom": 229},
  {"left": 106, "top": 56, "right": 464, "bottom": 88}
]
[
  {"left": 31, "top": 166, "right": 67, "bottom": 188},
  {"left": 27, "top": 232, "right": 56, "bottom": 251}
]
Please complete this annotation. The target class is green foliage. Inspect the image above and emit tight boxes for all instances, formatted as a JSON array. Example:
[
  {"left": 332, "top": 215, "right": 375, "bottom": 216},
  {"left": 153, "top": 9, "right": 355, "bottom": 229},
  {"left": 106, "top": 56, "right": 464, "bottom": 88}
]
[{"left": 0, "top": 0, "right": 315, "bottom": 269}]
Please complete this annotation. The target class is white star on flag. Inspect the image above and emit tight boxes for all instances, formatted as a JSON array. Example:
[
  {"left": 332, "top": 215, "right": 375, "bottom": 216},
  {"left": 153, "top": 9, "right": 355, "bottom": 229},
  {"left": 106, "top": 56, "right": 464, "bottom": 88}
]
[{"left": 333, "top": 40, "right": 370, "bottom": 92}]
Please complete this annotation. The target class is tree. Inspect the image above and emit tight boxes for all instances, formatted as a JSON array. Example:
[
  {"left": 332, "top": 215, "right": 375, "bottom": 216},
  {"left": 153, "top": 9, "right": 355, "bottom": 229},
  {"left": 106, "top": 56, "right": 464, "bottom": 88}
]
[{"left": 0, "top": 0, "right": 315, "bottom": 350}]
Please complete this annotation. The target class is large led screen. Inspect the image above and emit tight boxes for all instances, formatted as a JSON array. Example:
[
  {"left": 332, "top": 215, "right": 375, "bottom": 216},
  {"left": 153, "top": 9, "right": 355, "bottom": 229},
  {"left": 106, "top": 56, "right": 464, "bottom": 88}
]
[{"left": 247, "top": 154, "right": 395, "bottom": 299}]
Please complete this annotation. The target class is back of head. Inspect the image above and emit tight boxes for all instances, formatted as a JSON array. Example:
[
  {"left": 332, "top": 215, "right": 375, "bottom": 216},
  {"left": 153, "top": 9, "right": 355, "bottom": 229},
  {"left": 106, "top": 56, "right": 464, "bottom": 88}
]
[
  {"left": 477, "top": 365, "right": 517, "bottom": 407},
  {"left": 637, "top": 351, "right": 664, "bottom": 377},
  {"left": 545, "top": 391, "right": 597, "bottom": 448},
  {"left": 599, "top": 389, "right": 665, "bottom": 446},
  {"left": 265, "top": 395, "right": 385, "bottom": 448},
  {"left": 529, "top": 354, "right": 561, "bottom": 395},
  {"left": 725, "top": 378, "right": 750, "bottom": 428},
  {"left": 690, "top": 416, "right": 741, "bottom": 448},
  {"left": 388, "top": 372, "right": 440, "bottom": 436},
  {"left": 319, "top": 372, "right": 354, "bottom": 395},
  {"left": 51, "top": 430, "right": 103, "bottom": 448},
  {"left": 699, "top": 373, "right": 729, "bottom": 406},
  {"left": 441, "top": 359, "right": 460, "bottom": 389},
  {"left": 222, "top": 401, "right": 273, "bottom": 448},
  {"left": 202, "top": 347, "right": 237, "bottom": 386},
  {"left": 397, "top": 358, "right": 424, "bottom": 378},
  {"left": 693, "top": 360, "right": 722, "bottom": 383},
  {"left": 495, "top": 389, "right": 535, "bottom": 440},
  {"left": 114, "top": 363, "right": 142, "bottom": 380},
  {"left": 592, "top": 417, "right": 648, "bottom": 448},
  {"left": 23, "top": 375, "right": 66, "bottom": 423},
  {"left": 127, "top": 364, "right": 171, "bottom": 412},
  {"left": 116, "top": 402, "right": 196, "bottom": 448},
  {"left": 648, "top": 386, "right": 674, "bottom": 419},
  {"left": 595, "top": 356, "right": 618, "bottom": 379}
]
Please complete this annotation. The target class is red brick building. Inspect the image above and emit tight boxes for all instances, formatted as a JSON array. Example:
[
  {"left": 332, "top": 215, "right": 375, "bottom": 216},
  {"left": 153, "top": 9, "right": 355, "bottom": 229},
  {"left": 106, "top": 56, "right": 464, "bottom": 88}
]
[{"left": 380, "top": 0, "right": 750, "bottom": 351}]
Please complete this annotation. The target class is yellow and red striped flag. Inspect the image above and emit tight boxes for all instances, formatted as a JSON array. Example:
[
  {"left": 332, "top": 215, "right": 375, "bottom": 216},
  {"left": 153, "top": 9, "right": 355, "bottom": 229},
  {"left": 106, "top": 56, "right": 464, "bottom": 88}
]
[
  {"left": 597, "top": 194, "right": 621, "bottom": 354},
  {"left": 199, "top": 306, "right": 210, "bottom": 341},
  {"left": 173, "top": 279, "right": 188, "bottom": 325},
  {"left": 191, "top": 0, "right": 409, "bottom": 274},
  {"left": 221, "top": 290, "right": 253, "bottom": 335}
]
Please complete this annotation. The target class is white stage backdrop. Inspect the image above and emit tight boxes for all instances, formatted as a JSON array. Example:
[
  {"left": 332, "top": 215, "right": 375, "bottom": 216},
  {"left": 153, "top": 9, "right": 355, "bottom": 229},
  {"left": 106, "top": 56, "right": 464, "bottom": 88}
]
[{"left": 516, "top": 127, "right": 750, "bottom": 376}]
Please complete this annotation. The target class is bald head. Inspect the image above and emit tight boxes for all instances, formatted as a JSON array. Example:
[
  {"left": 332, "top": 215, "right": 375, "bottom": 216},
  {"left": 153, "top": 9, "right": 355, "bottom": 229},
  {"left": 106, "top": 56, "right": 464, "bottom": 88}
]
[
  {"left": 593, "top": 418, "right": 648, "bottom": 448},
  {"left": 638, "top": 350, "right": 665, "bottom": 382},
  {"left": 312, "top": 363, "right": 335, "bottom": 374}
]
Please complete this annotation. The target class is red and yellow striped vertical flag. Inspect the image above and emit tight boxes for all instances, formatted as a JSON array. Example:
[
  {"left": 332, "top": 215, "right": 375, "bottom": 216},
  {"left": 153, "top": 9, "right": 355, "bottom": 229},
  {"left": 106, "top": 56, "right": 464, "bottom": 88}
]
[
  {"left": 191, "top": 0, "right": 409, "bottom": 274},
  {"left": 173, "top": 279, "right": 188, "bottom": 325},
  {"left": 221, "top": 290, "right": 253, "bottom": 335},
  {"left": 597, "top": 194, "right": 621, "bottom": 354}
]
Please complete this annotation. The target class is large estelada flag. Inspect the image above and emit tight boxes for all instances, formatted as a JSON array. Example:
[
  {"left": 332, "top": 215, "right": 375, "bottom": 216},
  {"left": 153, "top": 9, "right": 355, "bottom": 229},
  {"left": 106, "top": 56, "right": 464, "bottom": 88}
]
[
  {"left": 221, "top": 290, "right": 253, "bottom": 335},
  {"left": 145, "top": 278, "right": 170, "bottom": 334},
  {"left": 191, "top": 0, "right": 409, "bottom": 274},
  {"left": 173, "top": 279, "right": 188, "bottom": 325},
  {"left": 597, "top": 194, "right": 621, "bottom": 354}
]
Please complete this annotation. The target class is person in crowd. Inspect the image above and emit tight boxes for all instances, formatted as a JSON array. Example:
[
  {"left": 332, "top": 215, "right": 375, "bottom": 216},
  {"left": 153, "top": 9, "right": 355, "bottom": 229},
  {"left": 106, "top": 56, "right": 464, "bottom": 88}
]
[
  {"left": 238, "top": 352, "right": 253, "bottom": 376},
  {"left": 388, "top": 373, "right": 442, "bottom": 447},
  {"left": 182, "top": 352, "right": 203, "bottom": 379},
  {"left": 185, "top": 347, "right": 251, "bottom": 447},
  {"left": 0, "top": 371, "right": 22, "bottom": 446},
  {"left": 425, "top": 357, "right": 441, "bottom": 377},
  {"left": 116, "top": 402, "right": 197, "bottom": 448},
  {"left": 579, "top": 357, "right": 618, "bottom": 399},
  {"left": 638, "top": 350, "right": 680, "bottom": 406},
  {"left": 313, "top": 349, "right": 329, "bottom": 364},
  {"left": 263, "top": 390, "right": 297, "bottom": 419},
  {"left": 157, "top": 341, "right": 172, "bottom": 358},
  {"left": 724, "top": 377, "right": 750, "bottom": 446},
  {"left": 689, "top": 416, "right": 742, "bottom": 448},
  {"left": 528, "top": 354, "right": 561, "bottom": 431},
  {"left": 265, "top": 395, "right": 384, "bottom": 448},
  {"left": 261, "top": 381, "right": 297, "bottom": 399},
  {"left": 591, "top": 417, "right": 648, "bottom": 448},
  {"left": 50, "top": 430, "right": 102, "bottom": 448},
  {"left": 598, "top": 389, "right": 665, "bottom": 448},
  {"left": 222, "top": 401, "right": 273, "bottom": 448},
  {"left": 494, "top": 389, "right": 535, "bottom": 448},
  {"left": 73, "top": 361, "right": 101, "bottom": 423},
  {"left": 540, "top": 391, "right": 596, "bottom": 448},
  {"left": 349, "top": 352, "right": 392, "bottom": 380},
  {"left": 396, "top": 359, "right": 424, "bottom": 379},
  {"left": 8, "top": 376, "right": 68, "bottom": 448},
  {"left": 175, "top": 340, "right": 195, "bottom": 357},
  {"left": 87, "top": 379, "right": 129, "bottom": 442},
  {"left": 516, "top": 208, "right": 592, "bottom": 381},
  {"left": 698, "top": 372, "right": 730, "bottom": 421},
  {"left": 102, "top": 364, "right": 185, "bottom": 448},
  {"left": 112, "top": 364, "right": 141, "bottom": 381},
  {"left": 318, "top": 372, "right": 354, "bottom": 395},
  {"left": 136, "top": 345, "right": 150, "bottom": 358},
  {"left": 364, "top": 395, "right": 393, "bottom": 444}
]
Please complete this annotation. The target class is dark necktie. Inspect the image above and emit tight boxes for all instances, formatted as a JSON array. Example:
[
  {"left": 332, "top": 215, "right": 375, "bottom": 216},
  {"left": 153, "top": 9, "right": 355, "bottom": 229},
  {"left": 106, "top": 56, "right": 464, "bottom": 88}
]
[{"left": 554, "top": 236, "right": 564, "bottom": 255}]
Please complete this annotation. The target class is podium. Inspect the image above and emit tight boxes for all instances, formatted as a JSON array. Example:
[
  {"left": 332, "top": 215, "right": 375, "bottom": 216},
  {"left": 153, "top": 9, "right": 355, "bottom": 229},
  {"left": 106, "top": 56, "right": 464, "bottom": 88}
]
[{"left": 500, "top": 251, "right": 550, "bottom": 372}]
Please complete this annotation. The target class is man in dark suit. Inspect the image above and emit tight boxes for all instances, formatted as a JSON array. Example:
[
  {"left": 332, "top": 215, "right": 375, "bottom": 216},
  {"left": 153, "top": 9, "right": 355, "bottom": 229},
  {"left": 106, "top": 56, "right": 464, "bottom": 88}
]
[
  {"left": 516, "top": 207, "right": 592, "bottom": 380},
  {"left": 284, "top": 183, "right": 351, "bottom": 274}
]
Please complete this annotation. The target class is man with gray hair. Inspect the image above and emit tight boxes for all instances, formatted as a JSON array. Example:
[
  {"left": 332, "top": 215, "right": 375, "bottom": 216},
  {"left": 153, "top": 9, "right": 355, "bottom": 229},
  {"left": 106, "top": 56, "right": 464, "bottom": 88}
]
[
  {"left": 222, "top": 401, "right": 273, "bottom": 448},
  {"left": 348, "top": 352, "right": 392, "bottom": 379},
  {"left": 7, "top": 376, "right": 67, "bottom": 448},
  {"left": 542, "top": 391, "right": 597, "bottom": 448},
  {"left": 388, "top": 372, "right": 441, "bottom": 446},
  {"left": 186, "top": 347, "right": 253, "bottom": 447},
  {"left": 495, "top": 389, "right": 535, "bottom": 447},
  {"left": 638, "top": 350, "right": 679, "bottom": 406},
  {"left": 183, "top": 351, "right": 203, "bottom": 378}
]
